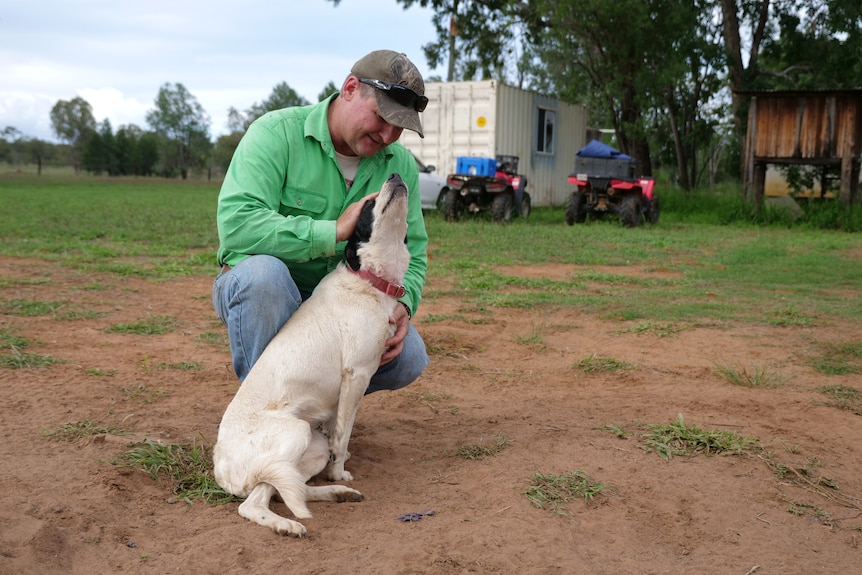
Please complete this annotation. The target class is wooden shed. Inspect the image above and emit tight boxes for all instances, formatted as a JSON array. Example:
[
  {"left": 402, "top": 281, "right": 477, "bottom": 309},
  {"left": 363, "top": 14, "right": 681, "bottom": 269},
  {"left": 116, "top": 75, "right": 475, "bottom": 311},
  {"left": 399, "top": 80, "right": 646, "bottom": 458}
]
[{"left": 739, "top": 89, "right": 862, "bottom": 206}]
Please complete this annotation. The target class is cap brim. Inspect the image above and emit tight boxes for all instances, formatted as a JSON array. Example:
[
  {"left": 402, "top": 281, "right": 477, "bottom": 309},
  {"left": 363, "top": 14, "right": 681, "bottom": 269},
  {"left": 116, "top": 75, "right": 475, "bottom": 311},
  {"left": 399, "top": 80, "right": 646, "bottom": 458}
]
[{"left": 374, "top": 91, "right": 424, "bottom": 138}]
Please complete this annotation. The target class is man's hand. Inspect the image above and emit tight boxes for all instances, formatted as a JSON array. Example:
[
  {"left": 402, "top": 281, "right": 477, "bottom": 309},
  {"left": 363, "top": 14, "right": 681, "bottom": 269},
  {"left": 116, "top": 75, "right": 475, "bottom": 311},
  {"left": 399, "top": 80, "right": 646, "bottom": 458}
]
[
  {"left": 380, "top": 303, "right": 410, "bottom": 365},
  {"left": 336, "top": 193, "right": 379, "bottom": 243}
]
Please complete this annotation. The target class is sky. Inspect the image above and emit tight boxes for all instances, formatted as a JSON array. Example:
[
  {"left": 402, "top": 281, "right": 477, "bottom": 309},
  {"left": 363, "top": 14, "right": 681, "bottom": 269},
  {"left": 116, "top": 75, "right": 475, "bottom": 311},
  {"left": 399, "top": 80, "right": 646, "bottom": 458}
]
[{"left": 0, "top": 0, "right": 444, "bottom": 143}]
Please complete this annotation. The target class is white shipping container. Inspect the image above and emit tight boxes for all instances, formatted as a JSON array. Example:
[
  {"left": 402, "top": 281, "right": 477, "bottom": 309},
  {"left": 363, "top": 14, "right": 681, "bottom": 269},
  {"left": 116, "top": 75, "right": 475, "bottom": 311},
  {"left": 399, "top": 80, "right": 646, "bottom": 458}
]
[{"left": 401, "top": 80, "right": 589, "bottom": 206}]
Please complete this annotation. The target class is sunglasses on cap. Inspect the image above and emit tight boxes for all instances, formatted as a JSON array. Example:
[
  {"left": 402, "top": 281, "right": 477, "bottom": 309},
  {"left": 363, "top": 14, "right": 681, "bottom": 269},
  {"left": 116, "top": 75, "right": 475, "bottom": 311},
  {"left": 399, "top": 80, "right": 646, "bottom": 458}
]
[{"left": 359, "top": 78, "right": 428, "bottom": 112}]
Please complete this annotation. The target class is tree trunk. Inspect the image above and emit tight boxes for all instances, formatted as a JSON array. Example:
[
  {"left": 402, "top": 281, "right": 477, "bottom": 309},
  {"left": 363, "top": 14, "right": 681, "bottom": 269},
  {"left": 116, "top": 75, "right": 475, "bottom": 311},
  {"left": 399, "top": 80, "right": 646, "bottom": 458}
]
[
  {"left": 666, "top": 88, "right": 691, "bottom": 190},
  {"left": 447, "top": 3, "right": 459, "bottom": 82},
  {"left": 719, "top": 0, "right": 745, "bottom": 122}
]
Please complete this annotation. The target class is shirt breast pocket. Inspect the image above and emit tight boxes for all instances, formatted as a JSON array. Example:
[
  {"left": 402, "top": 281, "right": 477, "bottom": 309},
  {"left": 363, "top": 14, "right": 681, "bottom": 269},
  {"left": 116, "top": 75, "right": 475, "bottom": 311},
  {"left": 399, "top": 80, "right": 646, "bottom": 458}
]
[{"left": 280, "top": 186, "right": 327, "bottom": 216}]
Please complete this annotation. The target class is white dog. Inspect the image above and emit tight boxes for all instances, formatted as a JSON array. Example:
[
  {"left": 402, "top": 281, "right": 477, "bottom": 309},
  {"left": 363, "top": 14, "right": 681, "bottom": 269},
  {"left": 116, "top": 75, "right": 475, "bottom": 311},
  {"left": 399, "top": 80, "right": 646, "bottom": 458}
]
[{"left": 213, "top": 174, "right": 411, "bottom": 536}]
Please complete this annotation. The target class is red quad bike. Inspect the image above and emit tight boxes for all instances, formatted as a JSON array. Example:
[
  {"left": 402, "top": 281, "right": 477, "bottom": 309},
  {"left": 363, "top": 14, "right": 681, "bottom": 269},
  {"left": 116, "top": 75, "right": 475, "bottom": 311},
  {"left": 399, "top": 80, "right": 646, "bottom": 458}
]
[
  {"left": 444, "top": 155, "right": 531, "bottom": 222},
  {"left": 565, "top": 140, "right": 659, "bottom": 228}
]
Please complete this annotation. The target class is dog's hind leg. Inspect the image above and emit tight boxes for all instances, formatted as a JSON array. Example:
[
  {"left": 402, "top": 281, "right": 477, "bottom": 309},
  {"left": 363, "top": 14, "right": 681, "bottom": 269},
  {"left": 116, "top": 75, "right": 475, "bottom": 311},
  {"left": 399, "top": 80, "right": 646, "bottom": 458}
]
[
  {"left": 306, "top": 484, "right": 365, "bottom": 503},
  {"left": 237, "top": 482, "right": 309, "bottom": 537},
  {"left": 300, "top": 430, "right": 365, "bottom": 503}
]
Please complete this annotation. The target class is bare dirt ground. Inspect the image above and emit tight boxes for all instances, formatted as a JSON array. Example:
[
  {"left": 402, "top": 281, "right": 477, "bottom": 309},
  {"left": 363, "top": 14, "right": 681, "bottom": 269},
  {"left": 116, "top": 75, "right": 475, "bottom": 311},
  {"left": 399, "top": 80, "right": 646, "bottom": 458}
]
[{"left": 1, "top": 255, "right": 861, "bottom": 575}]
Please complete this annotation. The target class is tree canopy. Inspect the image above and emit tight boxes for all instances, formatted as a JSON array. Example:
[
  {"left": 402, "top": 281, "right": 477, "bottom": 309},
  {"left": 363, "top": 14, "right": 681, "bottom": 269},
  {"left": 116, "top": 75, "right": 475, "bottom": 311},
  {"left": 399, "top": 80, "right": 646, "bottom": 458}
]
[
  {"left": 17, "top": 1, "right": 862, "bottom": 189},
  {"left": 146, "top": 82, "right": 212, "bottom": 179},
  {"left": 328, "top": 0, "right": 862, "bottom": 190},
  {"left": 50, "top": 96, "right": 96, "bottom": 174}
]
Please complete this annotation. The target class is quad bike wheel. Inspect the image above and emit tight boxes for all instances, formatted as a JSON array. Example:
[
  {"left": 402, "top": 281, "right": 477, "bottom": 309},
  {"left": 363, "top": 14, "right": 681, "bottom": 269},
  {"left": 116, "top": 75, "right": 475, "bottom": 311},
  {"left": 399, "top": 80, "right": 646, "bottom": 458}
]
[
  {"left": 618, "top": 194, "right": 643, "bottom": 227},
  {"left": 491, "top": 192, "right": 514, "bottom": 222},
  {"left": 441, "top": 188, "right": 462, "bottom": 222},
  {"left": 565, "top": 191, "right": 587, "bottom": 225},
  {"left": 647, "top": 196, "right": 661, "bottom": 224},
  {"left": 519, "top": 192, "right": 532, "bottom": 218}
]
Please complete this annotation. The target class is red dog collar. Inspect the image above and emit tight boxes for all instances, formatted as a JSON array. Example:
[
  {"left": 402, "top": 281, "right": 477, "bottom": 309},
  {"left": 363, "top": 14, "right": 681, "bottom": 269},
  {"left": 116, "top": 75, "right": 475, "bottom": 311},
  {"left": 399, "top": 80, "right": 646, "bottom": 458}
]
[{"left": 349, "top": 267, "right": 406, "bottom": 298}]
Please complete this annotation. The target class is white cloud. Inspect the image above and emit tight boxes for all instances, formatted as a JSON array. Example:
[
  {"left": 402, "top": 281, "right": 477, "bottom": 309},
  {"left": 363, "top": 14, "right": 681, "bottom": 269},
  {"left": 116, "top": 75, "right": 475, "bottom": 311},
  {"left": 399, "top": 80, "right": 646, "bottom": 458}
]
[
  {"left": 0, "top": 93, "right": 59, "bottom": 141},
  {"left": 0, "top": 0, "right": 443, "bottom": 143},
  {"left": 78, "top": 88, "right": 152, "bottom": 131}
]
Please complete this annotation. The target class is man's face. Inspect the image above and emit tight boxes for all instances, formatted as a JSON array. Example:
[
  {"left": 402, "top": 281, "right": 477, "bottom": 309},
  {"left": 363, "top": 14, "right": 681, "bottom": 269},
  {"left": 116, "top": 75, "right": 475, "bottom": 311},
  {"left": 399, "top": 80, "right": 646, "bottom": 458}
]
[{"left": 338, "top": 80, "right": 404, "bottom": 157}]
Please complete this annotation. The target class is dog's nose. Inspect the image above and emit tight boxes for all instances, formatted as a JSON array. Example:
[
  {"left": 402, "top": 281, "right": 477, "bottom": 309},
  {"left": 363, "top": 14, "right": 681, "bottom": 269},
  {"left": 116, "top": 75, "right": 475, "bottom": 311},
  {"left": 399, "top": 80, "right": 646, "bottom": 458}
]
[{"left": 387, "top": 173, "right": 404, "bottom": 186}]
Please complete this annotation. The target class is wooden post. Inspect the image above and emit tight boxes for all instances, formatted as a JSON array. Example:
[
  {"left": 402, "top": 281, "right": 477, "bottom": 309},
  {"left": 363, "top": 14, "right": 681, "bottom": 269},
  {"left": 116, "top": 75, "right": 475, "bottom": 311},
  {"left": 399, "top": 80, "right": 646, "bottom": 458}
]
[
  {"left": 753, "top": 162, "right": 766, "bottom": 210},
  {"left": 839, "top": 97, "right": 859, "bottom": 206},
  {"left": 743, "top": 97, "right": 757, "bottom": 203}
]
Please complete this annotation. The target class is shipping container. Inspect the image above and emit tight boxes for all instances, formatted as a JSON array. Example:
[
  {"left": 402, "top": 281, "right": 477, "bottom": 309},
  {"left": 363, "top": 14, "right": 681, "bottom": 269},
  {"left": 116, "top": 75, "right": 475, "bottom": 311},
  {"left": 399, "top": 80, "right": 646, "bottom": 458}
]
[{"left": 400, "top": 80, "right": 589, "bottom": 206}]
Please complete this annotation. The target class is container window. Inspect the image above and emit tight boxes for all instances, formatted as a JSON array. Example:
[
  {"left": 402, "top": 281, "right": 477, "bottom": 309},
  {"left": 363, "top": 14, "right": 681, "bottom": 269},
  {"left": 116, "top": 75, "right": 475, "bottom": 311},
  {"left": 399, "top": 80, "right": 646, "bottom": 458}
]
[{"left": 536, "top": 108, "right": 556, "bottom": 154}]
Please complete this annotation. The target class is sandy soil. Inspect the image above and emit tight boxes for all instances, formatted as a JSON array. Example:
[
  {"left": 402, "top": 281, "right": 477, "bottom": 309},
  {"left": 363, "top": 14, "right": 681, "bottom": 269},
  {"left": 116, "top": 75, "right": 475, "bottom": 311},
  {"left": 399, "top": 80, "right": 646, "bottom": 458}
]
[{"left": 1, "top": 255, "right": 861, "bottom": 575}]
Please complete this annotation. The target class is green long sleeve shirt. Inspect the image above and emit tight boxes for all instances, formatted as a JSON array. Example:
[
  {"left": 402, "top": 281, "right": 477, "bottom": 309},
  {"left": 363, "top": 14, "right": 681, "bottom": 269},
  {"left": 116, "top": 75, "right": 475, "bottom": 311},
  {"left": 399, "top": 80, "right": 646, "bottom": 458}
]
[{"left": 216, "top": 94, "right": 428, "bottom": 316}]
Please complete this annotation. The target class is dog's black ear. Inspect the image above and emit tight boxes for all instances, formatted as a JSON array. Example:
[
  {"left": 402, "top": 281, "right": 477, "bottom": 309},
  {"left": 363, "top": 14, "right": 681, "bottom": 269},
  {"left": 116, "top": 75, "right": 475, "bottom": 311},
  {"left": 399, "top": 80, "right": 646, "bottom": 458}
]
[{"left": 344, "top": 198, "right": 376, "bottom": 271}]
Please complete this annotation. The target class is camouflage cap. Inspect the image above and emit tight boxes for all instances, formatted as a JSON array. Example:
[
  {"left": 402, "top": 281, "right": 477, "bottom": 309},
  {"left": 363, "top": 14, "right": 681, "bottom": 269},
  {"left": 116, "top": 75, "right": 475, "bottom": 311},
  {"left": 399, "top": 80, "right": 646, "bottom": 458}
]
[{"left": 351, "top": 50, "right": 425, "bottom": 138}]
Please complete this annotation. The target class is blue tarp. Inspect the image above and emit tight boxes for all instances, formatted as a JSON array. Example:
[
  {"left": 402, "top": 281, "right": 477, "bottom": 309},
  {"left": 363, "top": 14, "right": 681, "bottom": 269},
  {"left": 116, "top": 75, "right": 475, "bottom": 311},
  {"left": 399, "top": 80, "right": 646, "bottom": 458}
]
[{"left": 576, "top": 139, "right": 631, "bottom": 160}]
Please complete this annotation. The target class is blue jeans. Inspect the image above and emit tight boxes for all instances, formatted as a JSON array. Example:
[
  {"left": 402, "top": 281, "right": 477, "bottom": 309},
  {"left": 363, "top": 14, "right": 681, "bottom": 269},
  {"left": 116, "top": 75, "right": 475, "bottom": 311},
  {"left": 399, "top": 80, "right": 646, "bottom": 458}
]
[{"left": 212, "top": 254, "right": 429, "bottom": 393}]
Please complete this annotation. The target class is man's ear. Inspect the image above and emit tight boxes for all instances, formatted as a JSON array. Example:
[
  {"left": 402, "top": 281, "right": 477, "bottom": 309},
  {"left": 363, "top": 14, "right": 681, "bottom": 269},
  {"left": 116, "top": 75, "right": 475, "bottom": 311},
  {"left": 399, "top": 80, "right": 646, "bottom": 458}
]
[{"left": 341, "top": 76, "right": 361, "bottom": 101}]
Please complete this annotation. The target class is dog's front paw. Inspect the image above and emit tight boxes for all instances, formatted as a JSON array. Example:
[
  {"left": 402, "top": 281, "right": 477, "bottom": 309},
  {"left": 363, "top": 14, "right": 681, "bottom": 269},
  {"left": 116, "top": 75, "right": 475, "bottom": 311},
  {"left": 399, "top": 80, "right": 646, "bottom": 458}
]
[
  {"left": 275, "top": 520, "right": 307, "bottom": 538},
  {"left": 325, "top": 461, "right": 354, "bottom": 482},
  {"left": 327, "top": 468, "right": 354, "bottom": 482}
]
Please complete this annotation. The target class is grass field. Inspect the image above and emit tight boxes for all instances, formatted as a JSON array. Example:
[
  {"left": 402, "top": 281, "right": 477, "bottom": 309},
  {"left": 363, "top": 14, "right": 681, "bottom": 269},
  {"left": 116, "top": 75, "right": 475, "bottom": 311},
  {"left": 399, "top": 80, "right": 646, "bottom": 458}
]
[{"left": 1, "top": 173, "right": 861, "bottom": 325}]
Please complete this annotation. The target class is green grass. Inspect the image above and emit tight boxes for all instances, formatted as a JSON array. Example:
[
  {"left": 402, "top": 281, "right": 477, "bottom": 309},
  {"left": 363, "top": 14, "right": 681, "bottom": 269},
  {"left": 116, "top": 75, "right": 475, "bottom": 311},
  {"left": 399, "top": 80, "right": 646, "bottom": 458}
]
[
  {"left": 121, "top": 384, "right": 169, "bottom": 404},
  {"left": 619, "top": 320, "right": 682, "bottom": 338},
  {"left": 43, "top": 420, "right": 130, "bottom": 441},
  {"left": 0, "top": 328, "right": 59, "bottom": 368},
  {"left": 575, "top": 355, "right": 636, "bottom": 373},
  {"left": 0, "top": 175, "right": 220, "bottom": 279},
  {"left": 811, "top": 341, "right": 862, "bottom": 375},
  {"left": 815, "top": 385, "right": 862, "bottom": 415},
  {"left": 714, "top": 362, "right": 786, "bottom": 388},
  {"left": 525, "top": 470, "right": 611, "bottom": 514},
  {"left": 450, "top": 435, "right": 511, "bottom": 460},
  {"left": 105, "top": 314, "right": 179, "bottom": 335},
  {"left": 515, "top": 322, "right": 545, "bottom": 345},
  {"left": 1, "top": 298, "right": 66, "bottom": 316},
  {"left": 1, "top": 175, "right": 861, "bottom": 326},
  {"left": 421, "top": 205, "right": 862, "bottom": 323},
  {"left": 641, "top": 414, "right": 759, "bottom": 460},
  {"left": 109, "top": 438, "right": 237, "bottom": 504}
]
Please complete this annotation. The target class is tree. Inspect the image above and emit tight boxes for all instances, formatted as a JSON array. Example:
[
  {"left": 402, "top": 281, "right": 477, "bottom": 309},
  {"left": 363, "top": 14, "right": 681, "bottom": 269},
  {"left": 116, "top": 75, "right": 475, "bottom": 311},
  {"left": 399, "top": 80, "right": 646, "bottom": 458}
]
[
  {"left": 50, "top": 96, "right": 96, "bottom": 174},
  {"left": 25, "top": 139, "right": 50, "bottom": 176},
  {"left": 1, "top": 127, "right": 23, "bottom": 165},
  {"left": 227, "top": 81, "right": 311, "bottom": 133},
  {"left": 138, "top": 131, "right": 160, "bottom": 176},
  {"left": 757, "top": 5, "right": 862, "bottom": 90},
  {"left": 146, "top": 83, "right": 211, "bottom": 179},
  {"left": 330, "top": 0, "right": 523, "bottom": 81},
  {"left": 318, "top": 81, "right": 339, "bottom": 102},
  {"left": 114, "top": 126, "right": 136, "bottom": 176},
  {"left": 216, "top": 82, "right": 312, "bottom": 171},
  {"left": 520, "top": 0, "right": 700, "bottom": 174},
  {"left": 329, "top": 0, "right": 862, "bottom": 189},
  {"left": 99, "top": 119, "right": 118, "bottom": 175},
  {"left": 658, "top": 0, "right": 728, "bottom": 189},
  {"left": 248, "top": 81, "right": 310, "bottom": 119},
  {"left": 82, "top": 128, "right": 104, "bottom": 175}
]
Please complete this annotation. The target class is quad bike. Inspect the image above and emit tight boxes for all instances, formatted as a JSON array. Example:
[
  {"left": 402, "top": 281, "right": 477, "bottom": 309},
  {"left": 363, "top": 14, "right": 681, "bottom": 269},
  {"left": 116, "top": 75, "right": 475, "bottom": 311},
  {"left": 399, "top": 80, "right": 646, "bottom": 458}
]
[
  {"left": 564, "top": 140, "right": 659, "bottom": 228},
  {"left": 444, "top": 155, "right": 531, "bottom": 222}
]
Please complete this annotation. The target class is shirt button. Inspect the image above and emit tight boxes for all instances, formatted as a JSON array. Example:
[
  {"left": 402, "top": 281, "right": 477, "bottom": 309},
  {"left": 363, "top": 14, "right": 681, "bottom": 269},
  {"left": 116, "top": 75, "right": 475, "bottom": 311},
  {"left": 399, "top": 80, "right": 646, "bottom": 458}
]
[{"left": 296, "top": 199, "right": 302, "bottom": 206}]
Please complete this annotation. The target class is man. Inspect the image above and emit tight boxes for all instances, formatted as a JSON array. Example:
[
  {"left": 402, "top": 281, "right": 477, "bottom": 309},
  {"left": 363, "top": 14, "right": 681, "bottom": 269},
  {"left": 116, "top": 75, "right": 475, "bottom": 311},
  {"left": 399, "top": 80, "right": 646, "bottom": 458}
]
[{"left": 213, "top": 50, "right": 429, "bottom": 393}]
